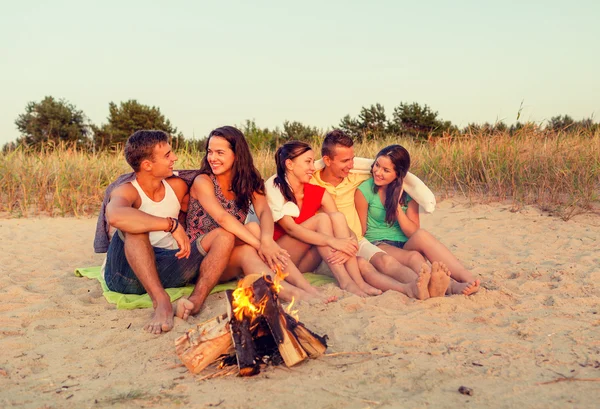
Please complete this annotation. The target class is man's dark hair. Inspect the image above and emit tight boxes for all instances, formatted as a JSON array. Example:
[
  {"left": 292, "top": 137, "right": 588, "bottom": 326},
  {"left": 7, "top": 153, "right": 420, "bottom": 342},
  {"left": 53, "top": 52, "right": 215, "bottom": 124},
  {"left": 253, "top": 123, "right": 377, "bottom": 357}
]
[
  {"left": 321, "top": 129, "right": 354, "bottom": 158},
  {"left": 124, "top": 130, "right": 169, "bottom": 172}
]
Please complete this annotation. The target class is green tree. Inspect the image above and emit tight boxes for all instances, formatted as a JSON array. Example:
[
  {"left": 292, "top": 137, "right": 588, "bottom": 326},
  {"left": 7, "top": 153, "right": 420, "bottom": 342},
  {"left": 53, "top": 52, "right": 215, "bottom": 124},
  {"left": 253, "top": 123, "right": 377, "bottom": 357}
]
[
  {"left": 391, "top": 102, "right": 450, "bottom": 139},
  {"left": 239, "top": 119, "right": 279, "bottom": 150},
  {"left": 339, "top": 114, "right": 362, "bottom": 138},
  {"left": 339, "top": 103, "right": 388, "bottom": 139},
  {"left": 93, "top": 100, "right": 179, "bottom": 149},
  {"left": 547, "top": 115, "right": 575, "bottom": 132},
  {"left": 281, "top": 120, "right": 321, "bottom": 142},
  {"left": 14, "top": 96, "right": 90, "bottom": 147}
]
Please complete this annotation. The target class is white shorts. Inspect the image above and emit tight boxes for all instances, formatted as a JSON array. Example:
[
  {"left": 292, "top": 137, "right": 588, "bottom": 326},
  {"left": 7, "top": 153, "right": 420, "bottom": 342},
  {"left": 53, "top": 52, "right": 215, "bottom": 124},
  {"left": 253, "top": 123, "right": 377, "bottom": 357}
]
[
  {"left": 357, "top": 238, "right": 385, "bottom": 262},
  {"left": 313, "top": 237, "right": 385, "bottom": 275}
]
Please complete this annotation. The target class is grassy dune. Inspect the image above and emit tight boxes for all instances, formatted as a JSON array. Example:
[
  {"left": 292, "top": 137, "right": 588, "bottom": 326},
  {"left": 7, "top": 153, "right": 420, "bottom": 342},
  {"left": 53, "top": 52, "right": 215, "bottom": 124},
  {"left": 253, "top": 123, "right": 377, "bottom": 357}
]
[{"left": 1, "top": 129, "right": 598, "bottom": 219}]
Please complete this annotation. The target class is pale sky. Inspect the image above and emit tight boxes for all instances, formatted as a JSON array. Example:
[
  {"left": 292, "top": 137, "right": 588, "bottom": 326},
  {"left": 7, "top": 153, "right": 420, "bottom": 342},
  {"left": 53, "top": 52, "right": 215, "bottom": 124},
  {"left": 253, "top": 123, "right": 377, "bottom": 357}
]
[{"left": 1, "top": 0, "right": 598, "bottom": 145}]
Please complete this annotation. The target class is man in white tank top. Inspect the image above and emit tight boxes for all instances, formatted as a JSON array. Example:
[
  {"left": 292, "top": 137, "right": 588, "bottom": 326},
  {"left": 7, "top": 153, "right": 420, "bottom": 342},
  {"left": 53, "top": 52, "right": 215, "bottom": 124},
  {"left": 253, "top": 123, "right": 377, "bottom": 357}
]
[{"left": 104, "top": 130, "right": 235, "bottom": 334}]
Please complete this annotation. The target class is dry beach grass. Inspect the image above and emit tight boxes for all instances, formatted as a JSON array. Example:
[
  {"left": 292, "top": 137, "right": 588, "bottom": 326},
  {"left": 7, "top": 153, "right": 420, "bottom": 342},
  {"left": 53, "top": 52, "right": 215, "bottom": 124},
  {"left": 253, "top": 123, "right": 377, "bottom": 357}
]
[{"left": 1, "top": 128, "right": 599, "bottom": 219}]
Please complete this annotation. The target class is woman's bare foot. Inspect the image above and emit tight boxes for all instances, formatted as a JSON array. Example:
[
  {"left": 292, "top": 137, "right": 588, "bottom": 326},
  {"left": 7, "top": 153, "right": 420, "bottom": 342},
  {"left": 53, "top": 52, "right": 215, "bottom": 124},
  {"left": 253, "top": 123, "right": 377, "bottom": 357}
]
[
  {"left": 173, "top": 297, "right": 195, "bottom": 321},
  {"left": 340, "top": 280, "right": 368, "bottom": 297},
  {"left": 428, "top": 262, "right": 451, "bottom": 298},
  {"left": 414, "top": 263, "right": 431, "bottom": 300},
  {"left": 461, "top": 279, "right": 480, "bottom": 295},
  {"left": 359, "top": 283, "right": 383, "bottom": 296},
  {"left": 144, "top": 298, "right": 174, "bottom": 334},
  {"left": 447, "top": 279, "right": 481, "bottom": 296}
]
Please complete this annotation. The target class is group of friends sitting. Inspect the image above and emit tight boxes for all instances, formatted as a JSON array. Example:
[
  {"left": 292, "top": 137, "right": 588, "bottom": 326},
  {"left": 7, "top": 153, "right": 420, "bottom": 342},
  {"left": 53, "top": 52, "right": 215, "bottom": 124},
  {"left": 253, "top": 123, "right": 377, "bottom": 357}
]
[{"left": 94, "top": 127, "right": 480, "bottom": 334}]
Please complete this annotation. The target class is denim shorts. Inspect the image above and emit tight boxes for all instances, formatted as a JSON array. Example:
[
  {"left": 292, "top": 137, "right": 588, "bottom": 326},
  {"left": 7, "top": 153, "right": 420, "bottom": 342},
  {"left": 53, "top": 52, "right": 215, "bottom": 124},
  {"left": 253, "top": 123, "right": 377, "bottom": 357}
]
[
  {"left": 104, "top": 231, "right": 207, "bottom": 294},
  {"left": 371, "top": 239, "right": 406, "bottom": 249}
]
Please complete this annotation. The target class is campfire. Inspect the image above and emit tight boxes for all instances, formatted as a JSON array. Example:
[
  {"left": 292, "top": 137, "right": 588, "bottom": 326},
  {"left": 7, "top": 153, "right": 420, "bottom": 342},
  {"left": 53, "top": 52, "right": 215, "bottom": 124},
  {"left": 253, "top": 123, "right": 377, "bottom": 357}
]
[{"left": 175, "top": 271, "right": 328, "bottom": 377}]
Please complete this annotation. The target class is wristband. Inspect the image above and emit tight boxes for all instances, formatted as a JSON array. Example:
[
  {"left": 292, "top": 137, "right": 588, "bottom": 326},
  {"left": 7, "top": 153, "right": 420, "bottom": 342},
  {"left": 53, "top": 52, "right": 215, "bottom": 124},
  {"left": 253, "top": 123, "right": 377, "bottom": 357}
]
[
  {"left": 164, "top": 217, "right": 174, "bottom": 233},
  {"left": 170, "top": 217, "right": 179, "bottom": 233}
]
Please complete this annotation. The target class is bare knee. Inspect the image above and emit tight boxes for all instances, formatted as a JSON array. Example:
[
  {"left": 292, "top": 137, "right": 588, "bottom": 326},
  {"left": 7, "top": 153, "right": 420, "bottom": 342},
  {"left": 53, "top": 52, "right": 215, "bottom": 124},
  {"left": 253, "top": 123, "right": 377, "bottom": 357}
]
[
  {"left": 202, "top": 228, "right": 235, "bottom": 253},
  {"left": 314, "top": 213, "right": 333, "bottom": 232},
  {"left": 327, "top": 211, "right": 346, "bottom": 225},
  {"left": 409, "top": 229, "right": 434, "bottom": 246},
  {"left": 406, "top": 250, "right": 426, "bottom": 266},
  {"left": 379, "top": 254, "right": 400, "bottom": 272}
]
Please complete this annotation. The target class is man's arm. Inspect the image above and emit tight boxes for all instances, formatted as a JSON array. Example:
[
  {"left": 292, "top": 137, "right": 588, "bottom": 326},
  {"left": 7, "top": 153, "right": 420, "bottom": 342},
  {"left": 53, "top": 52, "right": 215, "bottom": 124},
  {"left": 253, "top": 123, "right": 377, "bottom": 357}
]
[{"left": 105, "top": 184, "right": 171, "bottom": 234}]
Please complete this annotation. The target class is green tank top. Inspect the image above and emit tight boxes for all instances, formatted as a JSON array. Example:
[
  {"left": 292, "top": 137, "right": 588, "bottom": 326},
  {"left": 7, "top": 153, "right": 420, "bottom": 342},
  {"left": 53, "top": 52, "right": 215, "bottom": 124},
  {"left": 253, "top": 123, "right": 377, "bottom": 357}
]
[{"left": 357, "top": 178, "right": 412, "bottom": 243}]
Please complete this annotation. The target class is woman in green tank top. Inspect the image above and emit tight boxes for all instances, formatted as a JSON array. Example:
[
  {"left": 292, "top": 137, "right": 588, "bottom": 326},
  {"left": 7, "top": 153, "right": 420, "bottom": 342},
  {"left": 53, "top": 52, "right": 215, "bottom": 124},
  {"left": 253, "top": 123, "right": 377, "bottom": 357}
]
[{"left": 355, "top": 145, "right": 480, "bottom": 296}]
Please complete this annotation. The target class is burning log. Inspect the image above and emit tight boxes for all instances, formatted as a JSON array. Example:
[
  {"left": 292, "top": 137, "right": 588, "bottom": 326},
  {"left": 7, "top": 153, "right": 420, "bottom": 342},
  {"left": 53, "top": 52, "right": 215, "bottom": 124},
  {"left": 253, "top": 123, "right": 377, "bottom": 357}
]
[
  {"left": 225, "top": 290, "right": 260, "bottom": 376},
  {"left": 252, "top": 277, "right": 307, "bottom": 367},
  {"left": 175, "top": 273, "right": 328, "bottom": 378},
  {"left": 283, "top": 313, "right": 328, "bottom": 358},
  {"left": 175, "top": 313, "right": 233, "bottom": 374}
]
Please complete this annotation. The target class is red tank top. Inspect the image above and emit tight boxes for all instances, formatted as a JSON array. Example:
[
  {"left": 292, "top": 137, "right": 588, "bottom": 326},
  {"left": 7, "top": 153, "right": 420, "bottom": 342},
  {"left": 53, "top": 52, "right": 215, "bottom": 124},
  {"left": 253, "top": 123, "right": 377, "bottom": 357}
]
[{"left": 273, "top": 183, "right": 325, "bottom": 241}]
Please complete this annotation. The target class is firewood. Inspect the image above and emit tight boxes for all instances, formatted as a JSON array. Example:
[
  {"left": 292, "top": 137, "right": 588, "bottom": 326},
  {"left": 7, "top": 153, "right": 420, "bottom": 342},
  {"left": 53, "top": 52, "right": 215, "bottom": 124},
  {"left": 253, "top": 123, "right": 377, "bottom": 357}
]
[
  {"left": 283, "top": 312, "right": 327, "bottom": 358},
  {"left": 252, "top": 277, "right": 307, "bottom": 367},
  {"left": 174, "top": 313, "right": 233, "bottom": 374},
  {"left": 225, "top": 290, "right": 260, "bottom": 376}
]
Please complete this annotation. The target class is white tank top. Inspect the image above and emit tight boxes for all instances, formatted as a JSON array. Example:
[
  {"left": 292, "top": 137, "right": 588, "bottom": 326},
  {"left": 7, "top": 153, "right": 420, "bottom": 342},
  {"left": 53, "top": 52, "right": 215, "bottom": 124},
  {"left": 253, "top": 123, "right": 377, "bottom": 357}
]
[{"left": 131, "top": 179, "right": 180, "bottom": 249}]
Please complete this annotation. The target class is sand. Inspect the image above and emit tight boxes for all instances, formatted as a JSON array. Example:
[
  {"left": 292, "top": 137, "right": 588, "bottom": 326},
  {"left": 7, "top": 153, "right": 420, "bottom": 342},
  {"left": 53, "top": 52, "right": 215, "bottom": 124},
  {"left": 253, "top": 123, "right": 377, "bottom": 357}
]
[{"left": 1, "top": 199, "right": 599, "bottom": 409}]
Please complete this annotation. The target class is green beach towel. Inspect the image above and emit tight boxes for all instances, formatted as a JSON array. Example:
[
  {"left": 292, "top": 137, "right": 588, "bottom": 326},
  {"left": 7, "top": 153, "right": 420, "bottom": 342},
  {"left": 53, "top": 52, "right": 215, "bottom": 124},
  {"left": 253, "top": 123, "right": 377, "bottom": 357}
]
[{"left": 74, "top": 266, "right": 335, "bottom": 310}]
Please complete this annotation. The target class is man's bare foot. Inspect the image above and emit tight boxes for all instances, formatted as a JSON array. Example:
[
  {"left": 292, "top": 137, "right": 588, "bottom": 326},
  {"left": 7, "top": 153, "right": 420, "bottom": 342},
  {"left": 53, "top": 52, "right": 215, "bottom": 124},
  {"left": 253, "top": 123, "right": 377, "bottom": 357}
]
[
  {"left": 447, "top": 279, "right": 481, "bottom": 296},
  {"left": 144, "top": 300, "right": 174, "bottom": 334},
  {"left": 428, "top": 262, "right": 451, "bottom": 298},
  {"left": 173, "top": 297, "right": 195, "bottom": 321}
]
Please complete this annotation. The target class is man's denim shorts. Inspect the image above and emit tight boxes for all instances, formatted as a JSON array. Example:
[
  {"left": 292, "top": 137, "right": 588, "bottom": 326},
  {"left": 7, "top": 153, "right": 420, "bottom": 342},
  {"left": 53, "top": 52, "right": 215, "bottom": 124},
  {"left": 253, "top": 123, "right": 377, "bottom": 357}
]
[
  {"left": 104, "top": 231, "right": 207, "bottom": 294},
  {"left": 371, "top": 239, "right": 406, "bottom": 249}
]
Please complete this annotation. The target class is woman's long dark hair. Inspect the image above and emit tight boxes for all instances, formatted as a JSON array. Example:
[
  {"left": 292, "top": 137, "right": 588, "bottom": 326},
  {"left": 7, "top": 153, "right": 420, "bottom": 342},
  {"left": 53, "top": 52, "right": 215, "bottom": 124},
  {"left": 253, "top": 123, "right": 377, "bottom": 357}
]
[
  {"left": 199, "top": 126, "right": 265, "bottom": 213},
  {"left": 274, "top": 141, "right": 312, "bottom": 204},
  {"left": 371, "top": 145, "right": 411, "bottom": 225}
]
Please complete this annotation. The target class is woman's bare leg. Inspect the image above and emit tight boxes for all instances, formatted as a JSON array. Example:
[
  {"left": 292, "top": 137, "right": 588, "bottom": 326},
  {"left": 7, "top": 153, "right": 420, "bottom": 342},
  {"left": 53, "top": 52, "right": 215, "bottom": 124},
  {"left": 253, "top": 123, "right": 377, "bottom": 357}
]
[
  {"left": 375, "top": 245, "right": 428, "bottom": 277},
  {"left": 357, "top": 258, "right": 430, "bottom": 300},
  {"left": 327, "top": 212, "right": 381, "bottom": 296},
  {"left": 403, "top": 229, "right": 477, "bottom": 285},
  {"left": 225, "top": 243, "right": 313, "bottom": 302},
  {"left": 295, "top": 246, "right": 322, "bottom": 273},
  {"left": 243, "top": 222, "right": 319, "bottom": 295},
  {"left": 277, "top": 213, "right": 367, "bottom": 297}
]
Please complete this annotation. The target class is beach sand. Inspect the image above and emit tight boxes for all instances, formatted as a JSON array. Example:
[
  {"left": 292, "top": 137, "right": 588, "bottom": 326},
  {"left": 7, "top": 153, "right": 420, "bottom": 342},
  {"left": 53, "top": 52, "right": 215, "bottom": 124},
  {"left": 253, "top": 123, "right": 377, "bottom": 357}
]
[{"left": 1, "top": 200, "right": 599, "bottom": 408}]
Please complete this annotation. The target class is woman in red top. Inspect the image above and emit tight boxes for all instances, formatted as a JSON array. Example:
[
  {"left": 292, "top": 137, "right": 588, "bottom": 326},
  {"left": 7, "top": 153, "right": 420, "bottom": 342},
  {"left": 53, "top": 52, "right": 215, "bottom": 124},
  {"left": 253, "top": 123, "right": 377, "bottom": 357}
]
[{"left": 268, "top": 141, "right": 386, "bottom": 297}]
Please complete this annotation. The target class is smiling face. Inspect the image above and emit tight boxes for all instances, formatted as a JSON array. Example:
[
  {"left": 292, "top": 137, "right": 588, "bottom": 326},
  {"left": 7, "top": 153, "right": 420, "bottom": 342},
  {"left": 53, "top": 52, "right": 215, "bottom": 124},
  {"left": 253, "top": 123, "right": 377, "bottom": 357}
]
[
  {"left": 372, "top": 155, "right": 398, "bottom": 187},
  {"left": 206, "top": 136, "right": 235, "bottom": 176},
  {"left": 146, "top": 142, "right": 177, "bottom": 178},
  {"left": 324, "top": 145, "right": 355, "bottom": 180},
  {"left": 287, "top": 149, "right": 316, "bottom": 183}
]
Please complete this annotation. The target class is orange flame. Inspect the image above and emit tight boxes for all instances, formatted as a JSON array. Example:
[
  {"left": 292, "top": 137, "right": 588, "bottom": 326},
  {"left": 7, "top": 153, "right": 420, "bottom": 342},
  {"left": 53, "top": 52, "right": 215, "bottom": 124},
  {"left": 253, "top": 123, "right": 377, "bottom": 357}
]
[
  {"left": 271, "top": 265, "right": 288, "bottom": 294},
  {"left": 285, "top": 297, "right": 300, "bottom": 322},
  {"left": 232, "top": 285, "right": 266, "bottom": 322}
]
